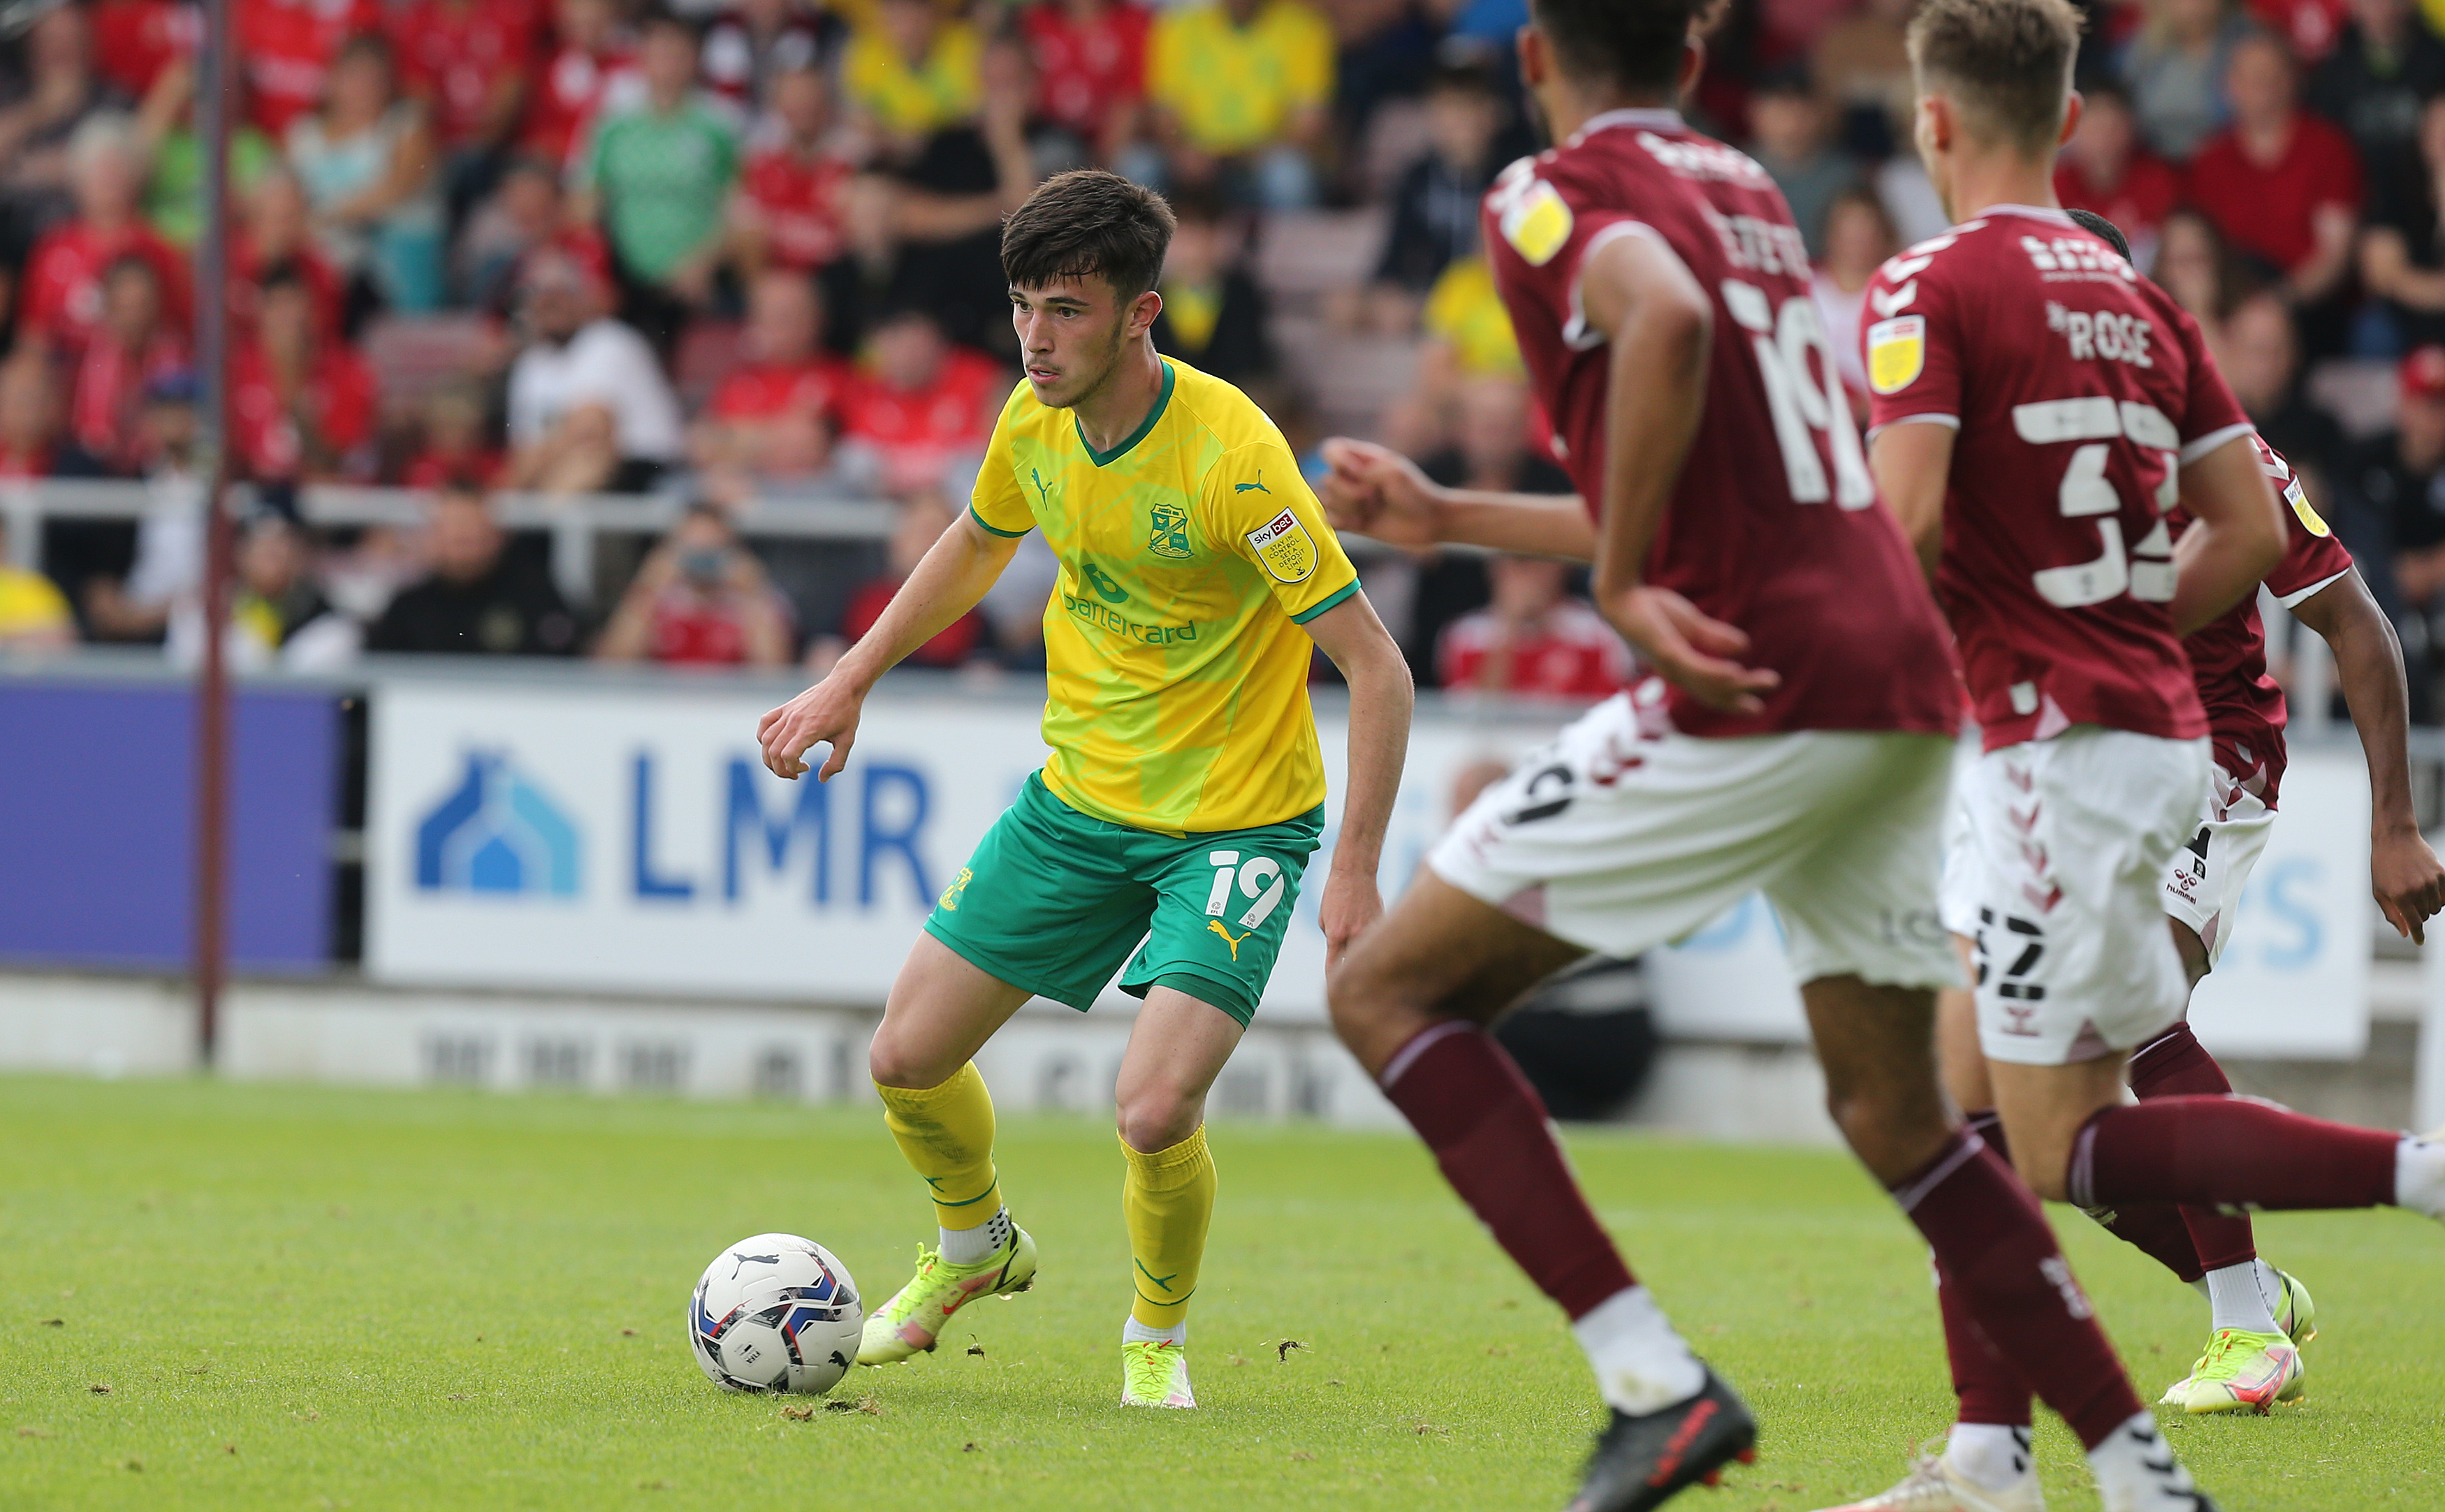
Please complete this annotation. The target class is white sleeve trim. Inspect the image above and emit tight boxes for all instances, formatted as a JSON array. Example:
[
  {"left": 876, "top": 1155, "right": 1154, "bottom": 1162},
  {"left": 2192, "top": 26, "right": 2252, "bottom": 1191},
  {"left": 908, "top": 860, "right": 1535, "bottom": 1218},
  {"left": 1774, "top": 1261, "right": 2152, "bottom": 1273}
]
[
  {"left": 2273, "top": 566, "right": 2352, "bottom": 610},
  {"left": 1563, "top": 220, "right": 1669, "bottom": 351},
  {"left": 1864, "top": 412, "right": 1961, "bottom": 441},
  {"left": 2177, "top": 421, "right": 2256, "bottom": 467}
]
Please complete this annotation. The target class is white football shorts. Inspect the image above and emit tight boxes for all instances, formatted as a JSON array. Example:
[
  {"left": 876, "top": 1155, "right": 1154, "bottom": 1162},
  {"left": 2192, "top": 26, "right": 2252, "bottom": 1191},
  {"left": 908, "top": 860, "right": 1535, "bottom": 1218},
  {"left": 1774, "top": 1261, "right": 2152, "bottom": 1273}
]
[
  {"left": 2160, "top": 763, "right": 2277, "bottom": 970},
  {"left": 1954, "top": 726, "right": 2210, "bottom": 1065},
  {"left": 1427, "top": 687, "right": 1961, "bottom": 992}
]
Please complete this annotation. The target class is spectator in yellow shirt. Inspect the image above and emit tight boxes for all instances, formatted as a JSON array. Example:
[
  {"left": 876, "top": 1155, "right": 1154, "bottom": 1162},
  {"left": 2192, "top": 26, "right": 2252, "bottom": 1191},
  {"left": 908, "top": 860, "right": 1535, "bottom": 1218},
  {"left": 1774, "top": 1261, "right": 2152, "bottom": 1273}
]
[
  {"left": 842, "top": 0, "right": 984, "bottom": 153},
  {"left": 1380, "top": 255, "right": 1525, "bottom": 453},
  {"left": 0, "top": 516, "right": 73, "bottom": 652},
  {"left": 1140, "top": 0, "right": 1332, "bottom": 209}
]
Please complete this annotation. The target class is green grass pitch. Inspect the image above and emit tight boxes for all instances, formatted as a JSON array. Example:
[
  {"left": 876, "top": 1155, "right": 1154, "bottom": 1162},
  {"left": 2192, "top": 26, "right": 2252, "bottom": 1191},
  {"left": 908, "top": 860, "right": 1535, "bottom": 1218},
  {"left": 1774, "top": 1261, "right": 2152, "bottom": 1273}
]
[{"left": 1, "top": 1074, "right": 2438, "bottom": 1511}]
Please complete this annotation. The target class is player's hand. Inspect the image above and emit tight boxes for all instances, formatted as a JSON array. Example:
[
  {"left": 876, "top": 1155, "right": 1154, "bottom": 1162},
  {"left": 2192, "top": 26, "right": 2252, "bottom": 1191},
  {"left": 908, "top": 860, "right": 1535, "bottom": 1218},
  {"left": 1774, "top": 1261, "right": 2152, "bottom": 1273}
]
[
  {"left": 1317, "top": 863, "right": 1383, "bottom": 970},
  {"left": 1319, "top": 437, "right": 1445, "bottom": 548},
  {"left": 1597, "top": 582, "right": 1780, "bottom": 715},
  {"left": 2371, "top": 825, "right": 2445, "bottom": 944},
  {"left": 757, "top": 675, "right": 862, "bottom": 781}
]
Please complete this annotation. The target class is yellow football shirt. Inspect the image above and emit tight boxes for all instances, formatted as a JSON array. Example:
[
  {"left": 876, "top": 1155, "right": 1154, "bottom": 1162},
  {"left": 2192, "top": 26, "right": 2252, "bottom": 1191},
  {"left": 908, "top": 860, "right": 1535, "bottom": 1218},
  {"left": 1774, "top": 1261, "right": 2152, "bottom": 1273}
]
[
  {"left": 0, "top": 565, "right": 70, "bottom": 640},
  {"left": 1146, "top": 0, "right": 1333, "bottom": 156},
  {"left": 1424, "top": 257, "right": 1525, "bottom": 379},
  {"left": 842, "top": 20, "right": 981, "bottom": 138},
  {"left": 970, "top": 357, "right": 1359, "bottom": 835}
]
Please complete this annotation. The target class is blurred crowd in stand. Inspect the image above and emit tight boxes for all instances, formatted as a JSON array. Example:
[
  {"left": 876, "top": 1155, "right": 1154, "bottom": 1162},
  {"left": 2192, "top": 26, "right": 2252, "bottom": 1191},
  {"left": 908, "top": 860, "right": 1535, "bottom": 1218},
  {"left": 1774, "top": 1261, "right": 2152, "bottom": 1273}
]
[{"left": 0, "top": 0, "right": 2438, "bottom": 717}]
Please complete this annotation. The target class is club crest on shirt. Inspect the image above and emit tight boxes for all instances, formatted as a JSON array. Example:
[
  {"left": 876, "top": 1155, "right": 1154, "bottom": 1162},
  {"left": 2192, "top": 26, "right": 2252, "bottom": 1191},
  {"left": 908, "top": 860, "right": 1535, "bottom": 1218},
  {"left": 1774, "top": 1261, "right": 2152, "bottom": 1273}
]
[
  {"left": 1148, "top": 501, "right": 1194, "bottom": 559},
  {"left": 1245, "top": 508, "right": 1315, "bottom": 584},
  {"left": 1867, "top": 314, "right": 1926, "bottom": 395}
]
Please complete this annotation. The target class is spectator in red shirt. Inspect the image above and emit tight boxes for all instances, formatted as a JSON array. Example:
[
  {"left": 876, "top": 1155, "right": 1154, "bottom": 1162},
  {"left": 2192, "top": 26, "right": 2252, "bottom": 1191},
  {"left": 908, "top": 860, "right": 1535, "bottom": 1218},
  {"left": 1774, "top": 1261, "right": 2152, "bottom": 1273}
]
[
  {"left": 730, "top": 60, "right": 855, "bottom": 278},
  {"left": 521, "top": 0, "right": 641, "bottom": 169},
  {"left": 228, "top": 262, "right": 379, "bottom": 481},
  {"left": 68, "top": 254, "right": 187, "bottom": 472},
  {"left": 1021, "top": 0, "right": 1151, "bottom": 163},
  {"left": 236, "top": 0, "right": 380, "bottom": 138},
  {"left": 693, "top": 267, "right": 851, "bottom": 477},
  {"left": 388, "top": 0, "right": 543, "bottom": 220},
  {"left": 20, "top": 116, "right": 188, "bottom": 360},
  {"left": 596, "top": 503, "right": 795, "bottom": 666},
  {"left": 807, "top": 492, "right": 988, "bottom": 673},
  {"left": 91, "top": 0, "right": 199, "bottom": 102},
  {"left": 230, "top": 166, "right": 346, "bottom": 338},
  {"left": 402, "top": 381, "right": 507, "bottom": 489},
  {"left": 1436, "top": 555, "right": 1632, "bottom": 700},
  {"left": 2184, "top": 31, "right": 2362, "bottom": 308},
  {"left": 0, "top": 355, "right": 67, "bottom": 478},
  {"left": 835, "top": 307, "right": 1004, "bottom": 498},
  {"left": 2053, "top": 82, "right": 2183, "bottom": 273}
]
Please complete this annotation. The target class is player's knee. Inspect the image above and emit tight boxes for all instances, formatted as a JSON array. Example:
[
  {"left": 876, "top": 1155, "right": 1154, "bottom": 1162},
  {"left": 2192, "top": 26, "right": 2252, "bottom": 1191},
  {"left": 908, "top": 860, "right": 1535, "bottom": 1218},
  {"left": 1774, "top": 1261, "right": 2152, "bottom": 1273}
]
[
  {"left": 2011, "top": 1142, "right": 2072, "bottom": 1203},
  {"left": 1324, "top": 952, "right": 1424, "bottom": 1072},
  {"left": 1114, "top": 1084, "right": 1200, "bottom": 1153},
  {"left": 866, "top": 1026, "right": 954, "bottom": 1091}
]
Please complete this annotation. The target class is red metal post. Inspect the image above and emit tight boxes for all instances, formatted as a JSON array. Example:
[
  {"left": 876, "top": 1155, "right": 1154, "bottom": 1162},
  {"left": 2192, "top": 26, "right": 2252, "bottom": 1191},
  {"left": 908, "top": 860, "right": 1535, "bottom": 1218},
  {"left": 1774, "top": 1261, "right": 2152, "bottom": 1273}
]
[{"left": 191, "top": 0, "right": 234, "bottom": 1067}]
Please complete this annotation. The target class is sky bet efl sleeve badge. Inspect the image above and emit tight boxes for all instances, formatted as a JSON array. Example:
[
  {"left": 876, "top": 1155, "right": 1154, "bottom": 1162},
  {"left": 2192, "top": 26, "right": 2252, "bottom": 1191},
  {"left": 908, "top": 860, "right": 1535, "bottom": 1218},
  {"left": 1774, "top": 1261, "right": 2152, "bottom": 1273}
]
[
  {"left": 1867, "top": 314, "right": 1926, "bottom": 395},
  {"left": 1246, "top": 508, "right": 1317, "bottom": 584},
  {"left": 1498, "top": 177, "right": 1573, "bottom": 267}
]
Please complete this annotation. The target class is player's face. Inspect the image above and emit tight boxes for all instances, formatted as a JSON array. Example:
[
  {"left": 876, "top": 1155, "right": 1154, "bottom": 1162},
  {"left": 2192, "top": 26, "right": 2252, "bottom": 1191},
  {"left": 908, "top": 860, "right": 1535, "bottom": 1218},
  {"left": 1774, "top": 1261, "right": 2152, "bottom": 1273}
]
[{"left": 1009, "top": 277, "right": 1135, "bottom": 409}]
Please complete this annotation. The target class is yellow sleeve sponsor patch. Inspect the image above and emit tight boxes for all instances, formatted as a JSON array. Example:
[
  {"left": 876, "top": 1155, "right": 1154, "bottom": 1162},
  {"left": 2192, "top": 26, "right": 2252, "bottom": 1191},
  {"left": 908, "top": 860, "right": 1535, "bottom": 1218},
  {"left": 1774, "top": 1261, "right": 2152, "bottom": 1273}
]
[
  {"left": 1500, "top": 179, "right": 1574, "bottom": 267},
  {"left": 2285, "top": 477, "right": 2331, "bottom": 537},
  {"left": 1246, "top": 507, "right": 1317, "bottom": 584},
  {"left": 1867, "top": 314, "right": 1925, "bottom": 395}
]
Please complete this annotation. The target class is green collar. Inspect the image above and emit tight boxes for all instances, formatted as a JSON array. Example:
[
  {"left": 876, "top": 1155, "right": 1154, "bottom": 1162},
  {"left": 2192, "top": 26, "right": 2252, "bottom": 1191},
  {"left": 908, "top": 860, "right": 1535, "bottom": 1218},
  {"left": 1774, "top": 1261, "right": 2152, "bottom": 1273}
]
[{"left": 1074, "top": 359, "right": 1174, "bottom": 468}]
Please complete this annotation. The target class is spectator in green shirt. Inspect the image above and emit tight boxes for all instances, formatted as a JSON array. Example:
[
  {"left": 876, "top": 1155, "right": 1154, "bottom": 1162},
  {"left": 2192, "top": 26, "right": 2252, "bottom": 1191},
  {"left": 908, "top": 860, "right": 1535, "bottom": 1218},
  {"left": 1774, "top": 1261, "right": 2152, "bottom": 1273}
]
[{"left": 574, "top": 10, "right": 740, "bottom": 352}]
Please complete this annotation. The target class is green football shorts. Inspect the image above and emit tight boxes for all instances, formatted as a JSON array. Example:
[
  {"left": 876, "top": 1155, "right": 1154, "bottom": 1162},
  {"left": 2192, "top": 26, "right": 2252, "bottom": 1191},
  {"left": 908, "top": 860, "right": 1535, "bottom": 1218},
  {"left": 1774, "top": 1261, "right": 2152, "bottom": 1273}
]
[{"left": 924, "top": 772, "right": 1324, "bottom": 1026}]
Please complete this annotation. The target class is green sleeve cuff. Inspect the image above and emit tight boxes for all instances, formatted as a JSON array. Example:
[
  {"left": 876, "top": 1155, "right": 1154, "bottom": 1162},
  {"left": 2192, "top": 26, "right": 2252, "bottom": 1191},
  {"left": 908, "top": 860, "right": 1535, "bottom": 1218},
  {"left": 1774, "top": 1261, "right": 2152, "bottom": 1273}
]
[
  {"left": 1289, "top": 578, "right": 1360, "bottom": 624},
  {"left": 968, "top": 503, "right": 1032, "bottom": 538}
]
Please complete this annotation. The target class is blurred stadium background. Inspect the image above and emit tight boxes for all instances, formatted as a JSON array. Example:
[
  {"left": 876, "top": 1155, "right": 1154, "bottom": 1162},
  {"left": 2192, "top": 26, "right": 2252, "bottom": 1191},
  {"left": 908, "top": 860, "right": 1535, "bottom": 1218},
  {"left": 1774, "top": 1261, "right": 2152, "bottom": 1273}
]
[{"left": 2, "top": 0, "right": 2444, "bottom": 1141}]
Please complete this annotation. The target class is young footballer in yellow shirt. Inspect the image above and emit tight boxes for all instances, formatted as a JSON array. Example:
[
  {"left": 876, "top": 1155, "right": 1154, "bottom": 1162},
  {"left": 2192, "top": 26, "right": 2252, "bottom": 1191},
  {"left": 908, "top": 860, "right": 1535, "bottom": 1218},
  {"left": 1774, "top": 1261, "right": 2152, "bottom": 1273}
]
[{"left": 757, "top": 170, "right": 1413, "bottom": 1409}]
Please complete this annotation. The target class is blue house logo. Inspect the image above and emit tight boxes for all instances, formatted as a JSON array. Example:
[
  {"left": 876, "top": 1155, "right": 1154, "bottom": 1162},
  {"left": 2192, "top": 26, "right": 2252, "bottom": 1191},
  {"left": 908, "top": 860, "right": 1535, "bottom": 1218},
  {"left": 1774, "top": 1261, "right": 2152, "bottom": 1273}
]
[{"left": 415, "top": 751, "right": 581, "bottom": 897}]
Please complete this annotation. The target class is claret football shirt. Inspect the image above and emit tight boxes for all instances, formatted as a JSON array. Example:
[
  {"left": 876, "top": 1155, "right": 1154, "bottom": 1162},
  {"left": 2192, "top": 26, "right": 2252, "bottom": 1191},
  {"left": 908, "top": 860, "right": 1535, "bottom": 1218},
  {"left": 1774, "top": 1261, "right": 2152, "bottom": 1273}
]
[
  {"left": 1864, "top": 205, "right": 2257, "bottom": 751},
  {"left": 1480, "top": 109, "right": 1961, "bottom": 741},
  {"left": 2174, "top": 435, "right": 2356, "bottom": 807},
  {"left": 969, "top": 357, "right": 1359, "bottom": 835}
]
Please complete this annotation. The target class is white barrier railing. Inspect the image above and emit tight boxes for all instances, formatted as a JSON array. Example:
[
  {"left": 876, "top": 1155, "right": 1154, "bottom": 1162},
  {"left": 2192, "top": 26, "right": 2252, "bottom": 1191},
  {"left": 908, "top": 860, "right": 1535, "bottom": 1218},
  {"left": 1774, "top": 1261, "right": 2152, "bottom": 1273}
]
[{"left": 0, "top": 478, "right": 901, "bottom": 606}]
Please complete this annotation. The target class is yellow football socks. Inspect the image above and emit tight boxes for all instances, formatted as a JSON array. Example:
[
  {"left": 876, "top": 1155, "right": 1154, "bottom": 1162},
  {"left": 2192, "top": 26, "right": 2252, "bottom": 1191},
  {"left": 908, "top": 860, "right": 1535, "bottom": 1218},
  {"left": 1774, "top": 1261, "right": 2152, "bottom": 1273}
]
[
  {"left": 877, "top": 1063, "right": 1002, "bottom": 1233},
  {"left": 1121, "top": 1124, "right": 1216, "bottom": 1330}
]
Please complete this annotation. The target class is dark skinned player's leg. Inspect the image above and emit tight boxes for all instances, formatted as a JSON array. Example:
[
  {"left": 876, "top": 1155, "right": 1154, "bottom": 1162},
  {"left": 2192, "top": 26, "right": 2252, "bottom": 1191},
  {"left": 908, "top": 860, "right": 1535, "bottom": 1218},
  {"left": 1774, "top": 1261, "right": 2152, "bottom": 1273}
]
[{"left": 1329, "top": 871, "right": 1756, "bottom": 1511}]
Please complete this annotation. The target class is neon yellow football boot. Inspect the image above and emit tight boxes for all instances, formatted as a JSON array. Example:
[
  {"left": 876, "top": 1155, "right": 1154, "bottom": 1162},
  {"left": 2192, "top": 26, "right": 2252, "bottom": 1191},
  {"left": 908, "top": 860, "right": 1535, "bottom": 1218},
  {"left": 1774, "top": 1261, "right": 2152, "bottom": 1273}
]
[
  {"left": 2159, "top": 1267, "right": 2315, "bottom": 1404},
  {"left": 2180, "top": 1326, "right": 2307, "bottom": 1414},
  {"left": 1120, "top": 1338, "right": 1195, "bottom": 1408},
  {"left": 855, "top": 1226, "right": 1037, "bottom": 1366}
]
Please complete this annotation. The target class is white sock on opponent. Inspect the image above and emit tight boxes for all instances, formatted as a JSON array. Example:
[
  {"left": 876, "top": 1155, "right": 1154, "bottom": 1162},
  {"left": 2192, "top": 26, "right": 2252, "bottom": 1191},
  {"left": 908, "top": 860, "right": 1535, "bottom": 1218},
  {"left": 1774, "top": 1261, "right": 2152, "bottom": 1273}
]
[
  {"left": 1946, "top": 1423, "right": 2032, "bottom": 1492},
  {"left": 2204, "top": 1259, "right": 2281, "bottom": 1335},
  {"left": 1123, "top": 1316, "right": 1185, "bottom": 1346},
  {"left": 1571, "top": 1286, "right": 1707, "bottom": 1416},
  {"left": 939, "top": 1205, "right": 1012, "bottom": 1265}
]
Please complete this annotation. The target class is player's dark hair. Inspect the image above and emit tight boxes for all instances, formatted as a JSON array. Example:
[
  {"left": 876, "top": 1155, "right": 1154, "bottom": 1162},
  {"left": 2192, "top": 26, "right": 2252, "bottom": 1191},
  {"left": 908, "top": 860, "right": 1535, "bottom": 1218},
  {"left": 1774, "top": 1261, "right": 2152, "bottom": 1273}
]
[
  {"left": 1527, "top": 0, "right": 1712, "bottom": 95},
  {"left": 1000, "top": 170, "right": 1176, "bottom": 303},
  {"left": 1908, "top": 0, "right": 2082, "bottom": 152},
  {"left": 2064, "top": 208, "right": 2131, "bottom": 262}
]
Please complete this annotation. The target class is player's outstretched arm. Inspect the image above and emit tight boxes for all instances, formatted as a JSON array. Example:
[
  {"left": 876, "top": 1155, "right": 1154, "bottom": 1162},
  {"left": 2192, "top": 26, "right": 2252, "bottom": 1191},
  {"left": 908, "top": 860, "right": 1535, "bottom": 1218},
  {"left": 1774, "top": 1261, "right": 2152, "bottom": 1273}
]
[
  {"left": 1300, "top": 589, "right": 1413, "bottom": 968},
  {"left": 756, "top": 511, "right": 1021, "bottom": 781},
  {"left": 2290, "top": 566, "right": 2445, "bottom": 941},
  {"left": 1317, "top": 437, "right": 1597, "bottom": 562},
  {"left": 2168, "top": 434, "right": 2287, "bottom": 637},
  {"left": 1580, "top": 229, "right": 1778, "bottom": 714}
]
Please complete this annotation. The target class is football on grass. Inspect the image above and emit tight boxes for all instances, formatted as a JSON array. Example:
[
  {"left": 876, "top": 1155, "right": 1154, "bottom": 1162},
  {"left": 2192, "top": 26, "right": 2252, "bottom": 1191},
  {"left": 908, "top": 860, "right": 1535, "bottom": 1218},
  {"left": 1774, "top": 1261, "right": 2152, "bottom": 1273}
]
[{"left": 689, "top": 1234, "right": 863, "bottom": 1394}]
